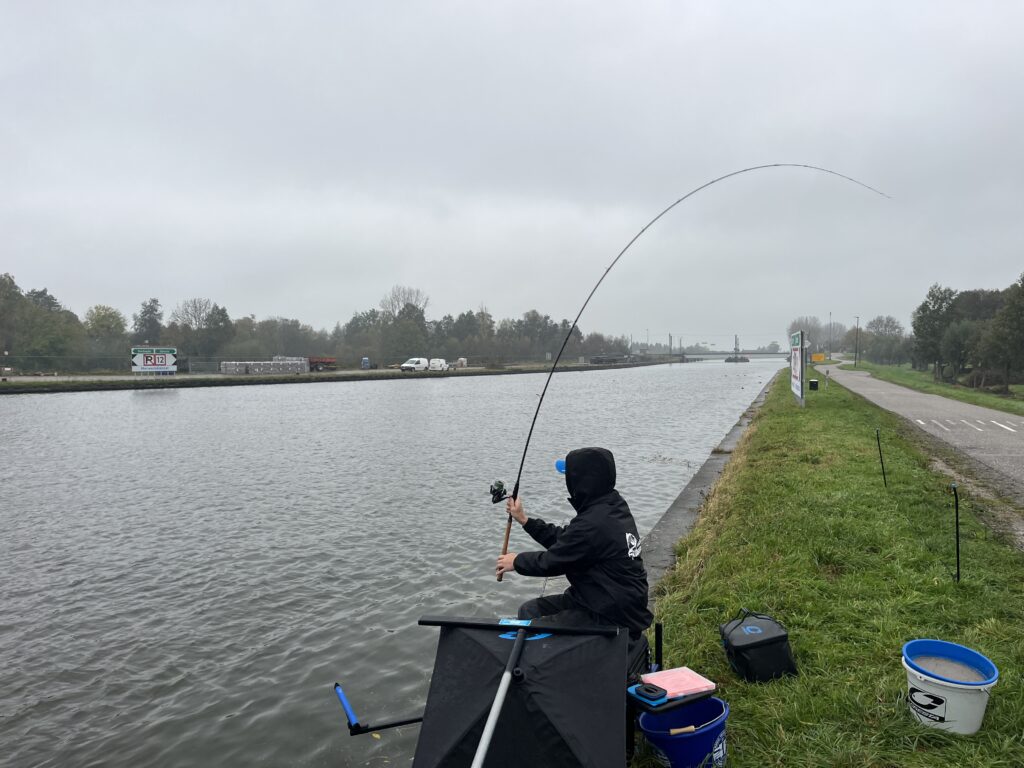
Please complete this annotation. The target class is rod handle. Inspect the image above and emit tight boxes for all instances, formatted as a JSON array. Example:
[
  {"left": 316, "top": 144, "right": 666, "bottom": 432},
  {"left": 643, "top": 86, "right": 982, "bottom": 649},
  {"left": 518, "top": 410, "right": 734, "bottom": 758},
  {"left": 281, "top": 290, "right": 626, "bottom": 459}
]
[{"left": 496, "top": 514, "right": 513, "bottom": 582}]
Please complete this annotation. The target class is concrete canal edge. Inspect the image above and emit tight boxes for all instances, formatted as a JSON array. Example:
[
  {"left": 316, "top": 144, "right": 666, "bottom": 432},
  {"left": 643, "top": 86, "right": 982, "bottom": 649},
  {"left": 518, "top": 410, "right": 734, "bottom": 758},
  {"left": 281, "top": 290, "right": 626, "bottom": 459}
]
[
  {"left": 643, "top": 371, "right": 779, "bottom": 601},
  {"left": 0, "top": 360, "right": 667, "bottom": 395}
]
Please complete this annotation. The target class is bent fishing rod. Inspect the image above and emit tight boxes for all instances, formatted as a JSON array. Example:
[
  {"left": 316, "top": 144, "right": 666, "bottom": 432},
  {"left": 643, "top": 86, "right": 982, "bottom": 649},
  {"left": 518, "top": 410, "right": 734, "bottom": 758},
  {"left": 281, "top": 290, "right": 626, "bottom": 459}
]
[{"left": 492, "top": 163, "right": 889, "bottom": 579}]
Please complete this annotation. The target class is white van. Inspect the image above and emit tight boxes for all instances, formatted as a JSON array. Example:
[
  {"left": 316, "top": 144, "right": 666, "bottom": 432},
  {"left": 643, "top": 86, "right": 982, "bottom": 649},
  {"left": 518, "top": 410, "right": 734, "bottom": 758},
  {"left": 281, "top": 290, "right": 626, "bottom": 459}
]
[
  {"left": 400, "top": 357, "right": 429, "bottom": 371},
  {"left": 428, "top": 358, "right": 448, "bottom": 371}
]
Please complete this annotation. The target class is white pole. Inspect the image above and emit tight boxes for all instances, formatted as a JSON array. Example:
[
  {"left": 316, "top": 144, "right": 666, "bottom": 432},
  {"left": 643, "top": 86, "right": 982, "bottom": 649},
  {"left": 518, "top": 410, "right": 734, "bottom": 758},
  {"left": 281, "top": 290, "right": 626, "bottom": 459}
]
[
  {"left": 470, "top": 669, "right": 514, "bottom": 768},
  {"left": 471, "top": 628, "right": 526, "bottom": 768}
]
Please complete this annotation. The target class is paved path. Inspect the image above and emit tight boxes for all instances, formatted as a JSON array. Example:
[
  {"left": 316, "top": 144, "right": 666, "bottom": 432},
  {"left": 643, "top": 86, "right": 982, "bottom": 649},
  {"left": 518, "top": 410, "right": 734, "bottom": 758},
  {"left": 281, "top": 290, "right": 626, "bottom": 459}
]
[{"left": 820, "top": 362, "right": 1024, "bottom": 500}]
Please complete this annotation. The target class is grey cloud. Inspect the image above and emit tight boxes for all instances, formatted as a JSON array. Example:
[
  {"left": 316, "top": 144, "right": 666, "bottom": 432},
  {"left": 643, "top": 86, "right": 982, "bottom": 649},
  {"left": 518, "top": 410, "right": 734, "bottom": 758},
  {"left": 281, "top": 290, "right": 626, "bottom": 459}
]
[{"left": 3, "top": 1, "right": 1022, "bottom": 340}]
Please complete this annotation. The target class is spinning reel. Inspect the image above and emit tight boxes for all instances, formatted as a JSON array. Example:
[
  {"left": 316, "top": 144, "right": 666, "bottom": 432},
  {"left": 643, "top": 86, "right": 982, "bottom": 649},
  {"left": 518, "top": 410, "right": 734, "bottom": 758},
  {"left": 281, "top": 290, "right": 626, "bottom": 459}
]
[{"left": 489, "top": 480, "right": 508, "bottom": 504}]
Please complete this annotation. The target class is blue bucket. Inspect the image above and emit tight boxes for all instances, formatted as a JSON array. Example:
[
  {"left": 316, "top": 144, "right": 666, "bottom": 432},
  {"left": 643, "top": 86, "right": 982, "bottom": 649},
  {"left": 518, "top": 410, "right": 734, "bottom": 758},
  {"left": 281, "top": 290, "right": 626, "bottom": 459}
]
[{"left": 639, "top": 697, "right": 729, "bottom": 767}]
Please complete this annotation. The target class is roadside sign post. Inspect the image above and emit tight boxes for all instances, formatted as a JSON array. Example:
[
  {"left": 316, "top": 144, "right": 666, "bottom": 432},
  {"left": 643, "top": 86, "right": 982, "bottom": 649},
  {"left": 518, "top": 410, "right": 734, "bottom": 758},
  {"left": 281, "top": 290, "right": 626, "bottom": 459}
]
[
  {"left": 131, "top": 347, "right": 177, "bottom": 375},
  {"left": 790, "top": 331, "right": 804, "bottom": 407}
]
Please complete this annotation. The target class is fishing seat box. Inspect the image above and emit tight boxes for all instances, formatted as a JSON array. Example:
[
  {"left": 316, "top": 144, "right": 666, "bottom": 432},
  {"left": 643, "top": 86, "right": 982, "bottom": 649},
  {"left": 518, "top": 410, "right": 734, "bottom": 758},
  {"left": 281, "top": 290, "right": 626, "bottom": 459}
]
[{"left": 719, "top": 609, "right": 798, "bottom": 683}]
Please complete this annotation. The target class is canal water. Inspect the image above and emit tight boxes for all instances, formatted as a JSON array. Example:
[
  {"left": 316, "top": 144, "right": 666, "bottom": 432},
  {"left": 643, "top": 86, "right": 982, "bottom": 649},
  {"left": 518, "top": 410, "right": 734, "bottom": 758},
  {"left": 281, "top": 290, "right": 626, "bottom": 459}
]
[{"left": 0, "top": 359, "right": 784, "bottom": 767}]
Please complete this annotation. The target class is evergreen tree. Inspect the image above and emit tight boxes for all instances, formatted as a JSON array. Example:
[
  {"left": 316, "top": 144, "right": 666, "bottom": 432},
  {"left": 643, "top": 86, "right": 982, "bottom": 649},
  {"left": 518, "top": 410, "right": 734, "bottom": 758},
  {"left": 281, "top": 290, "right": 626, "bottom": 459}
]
[{"left": 132, "top": 298, "right": 163, "bottom": 344}]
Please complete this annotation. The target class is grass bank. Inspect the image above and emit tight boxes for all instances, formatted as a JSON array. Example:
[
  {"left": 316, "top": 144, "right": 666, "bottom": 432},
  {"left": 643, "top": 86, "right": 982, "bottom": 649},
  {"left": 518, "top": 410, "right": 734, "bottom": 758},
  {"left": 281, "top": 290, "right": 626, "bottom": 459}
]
[
  {"left": 841, "top": 361, "right": 1024, "bottom": 418},
  {"left": 640, "top": 374, "right": 1024, "bottom": 767}
]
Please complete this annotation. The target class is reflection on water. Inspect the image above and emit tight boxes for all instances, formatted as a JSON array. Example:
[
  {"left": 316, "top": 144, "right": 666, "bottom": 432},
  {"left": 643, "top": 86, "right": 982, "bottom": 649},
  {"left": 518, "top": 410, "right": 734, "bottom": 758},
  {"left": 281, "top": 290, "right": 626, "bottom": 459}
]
[{"left": 0, "top": 360, "right": 783, "bottom": 767}]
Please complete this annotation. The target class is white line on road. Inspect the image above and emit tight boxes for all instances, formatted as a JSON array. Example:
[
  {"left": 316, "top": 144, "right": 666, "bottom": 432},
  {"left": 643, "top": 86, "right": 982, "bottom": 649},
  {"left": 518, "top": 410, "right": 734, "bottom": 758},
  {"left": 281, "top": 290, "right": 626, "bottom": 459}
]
[
  {"left": 931, "top": 420, "right": 951, "bottom": 432},
  {"left": 991, "top": 421, "right": 1017, "bottom": 433},
  {"left": 946, "top": 419, "right": 957, "bottom": 425},
  {"left": 916, "top": 419, "right": 926, "bottom": 425},
  {"left": 962, "top": 420, "right": 984, "bottom": 432},
  {"left": 977, "top": 420, "right": 987, "bottom": 425}
]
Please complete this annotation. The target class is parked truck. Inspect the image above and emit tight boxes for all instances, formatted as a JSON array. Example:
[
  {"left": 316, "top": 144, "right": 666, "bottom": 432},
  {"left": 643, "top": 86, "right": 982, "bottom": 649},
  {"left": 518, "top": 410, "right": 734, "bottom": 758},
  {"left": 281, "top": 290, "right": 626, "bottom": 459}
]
[{"left": 308, "top": 356, "right": 338, "bottom": 372}]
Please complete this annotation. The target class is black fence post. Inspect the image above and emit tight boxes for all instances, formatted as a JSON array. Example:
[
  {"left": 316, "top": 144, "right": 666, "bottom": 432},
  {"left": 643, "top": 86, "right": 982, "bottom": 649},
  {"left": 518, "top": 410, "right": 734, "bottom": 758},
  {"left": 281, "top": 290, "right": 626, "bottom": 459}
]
[
  {"left": 952, "top": 483, "right": 961, "bottom": 583},
  {"left": 875, "top": 428, "right": 887, "bottom": 488}
]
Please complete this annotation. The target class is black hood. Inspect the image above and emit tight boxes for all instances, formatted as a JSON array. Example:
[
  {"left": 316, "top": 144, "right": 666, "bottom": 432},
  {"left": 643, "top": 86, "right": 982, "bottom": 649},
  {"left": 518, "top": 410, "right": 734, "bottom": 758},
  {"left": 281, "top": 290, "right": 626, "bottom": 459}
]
[{"left": 565, "top": 447, "right": 616, "bottom": 511}]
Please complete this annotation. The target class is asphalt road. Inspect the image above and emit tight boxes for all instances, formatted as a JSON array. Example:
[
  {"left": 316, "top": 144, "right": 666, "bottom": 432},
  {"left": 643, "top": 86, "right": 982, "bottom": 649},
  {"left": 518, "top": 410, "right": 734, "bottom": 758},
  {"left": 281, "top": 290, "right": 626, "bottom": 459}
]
[{"left": 820, "top": 362, "right": 1024, "bottom": 498}]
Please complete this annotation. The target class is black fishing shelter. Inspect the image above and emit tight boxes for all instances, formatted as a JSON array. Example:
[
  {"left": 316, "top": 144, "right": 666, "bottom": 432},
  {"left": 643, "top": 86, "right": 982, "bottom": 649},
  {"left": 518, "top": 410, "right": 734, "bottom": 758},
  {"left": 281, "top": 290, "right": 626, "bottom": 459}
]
[{"left": 412, "top": 619, "right": 627, "bottom": 768}]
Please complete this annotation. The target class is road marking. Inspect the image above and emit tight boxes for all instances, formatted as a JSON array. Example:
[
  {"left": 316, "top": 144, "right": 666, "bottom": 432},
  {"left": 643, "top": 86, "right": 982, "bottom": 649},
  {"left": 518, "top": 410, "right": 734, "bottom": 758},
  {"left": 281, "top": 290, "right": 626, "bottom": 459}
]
[
  {"left": 946, "top": 419, "right": 957, "bottom": 425},
  {"left": 977, "top": 420, "right": 987, "bottom": 425},
  {"left": 931, "top": 420, "right": 951, "bottom": 432},
  {"left": 991, "top": 421, "right": 1017, "bottom": 433},
  {"left": 916, "top": 419, "right": 926, "bottom": 425},
  {"left": 961, "top": 420, "right": 984, "bottom": 431}
]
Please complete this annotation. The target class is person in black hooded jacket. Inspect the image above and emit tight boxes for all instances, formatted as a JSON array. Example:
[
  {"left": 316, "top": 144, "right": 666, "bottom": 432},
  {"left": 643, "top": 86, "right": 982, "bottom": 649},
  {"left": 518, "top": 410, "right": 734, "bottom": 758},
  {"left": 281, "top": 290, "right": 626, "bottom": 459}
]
[{"left": 495, "top": 447, "right": 653, "bottom": 639}]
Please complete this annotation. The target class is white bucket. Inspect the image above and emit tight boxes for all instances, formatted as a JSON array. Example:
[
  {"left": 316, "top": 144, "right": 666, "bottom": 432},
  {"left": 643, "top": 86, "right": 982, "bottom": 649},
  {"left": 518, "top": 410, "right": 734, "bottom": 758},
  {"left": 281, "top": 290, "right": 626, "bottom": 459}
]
[{"left": 902, "top": 639, "right": 999, "bottom": 735}]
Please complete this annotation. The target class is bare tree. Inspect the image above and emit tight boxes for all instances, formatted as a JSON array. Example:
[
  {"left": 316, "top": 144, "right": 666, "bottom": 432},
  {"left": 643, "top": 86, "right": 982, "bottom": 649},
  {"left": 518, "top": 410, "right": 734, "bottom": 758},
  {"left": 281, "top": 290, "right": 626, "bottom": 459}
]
[
  {"left": 171, "top": 297, "right": 214, "bottom": 329},
  {"left": 826, "top": 321, "right": 848, "bottom": 351},
  {"left": 865, "top": 315, "right": 907, "bottom": 365},
  {"left": 787, "top": 316, "right": 824, "bottom": 352},
  {"left": 866, "top": 315, "right": 904, "bottom": 338},
  {"left": 379, "top": 285, "right": 429, "bottom": 320}
]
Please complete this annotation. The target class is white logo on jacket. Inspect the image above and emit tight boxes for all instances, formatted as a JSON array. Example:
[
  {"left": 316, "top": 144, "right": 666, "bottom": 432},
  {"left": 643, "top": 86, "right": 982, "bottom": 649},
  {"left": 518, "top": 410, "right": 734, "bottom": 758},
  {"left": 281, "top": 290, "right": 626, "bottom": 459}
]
[{"left": 626, "top": 533, "right": 642, "bottom": 558}]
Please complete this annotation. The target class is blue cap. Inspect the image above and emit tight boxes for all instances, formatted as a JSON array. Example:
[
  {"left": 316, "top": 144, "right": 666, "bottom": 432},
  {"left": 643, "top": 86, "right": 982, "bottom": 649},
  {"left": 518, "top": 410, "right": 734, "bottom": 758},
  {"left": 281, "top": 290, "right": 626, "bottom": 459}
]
[{"left": 555, "top": 458, "right": 566, "bottom": 474}]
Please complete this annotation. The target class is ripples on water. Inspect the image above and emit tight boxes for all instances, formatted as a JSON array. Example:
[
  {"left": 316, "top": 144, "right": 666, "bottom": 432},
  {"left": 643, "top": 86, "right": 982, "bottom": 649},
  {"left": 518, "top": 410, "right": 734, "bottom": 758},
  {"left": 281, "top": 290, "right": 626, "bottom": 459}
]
[{"left": 0, "top": 360, "right": 783, "bottom": 767}]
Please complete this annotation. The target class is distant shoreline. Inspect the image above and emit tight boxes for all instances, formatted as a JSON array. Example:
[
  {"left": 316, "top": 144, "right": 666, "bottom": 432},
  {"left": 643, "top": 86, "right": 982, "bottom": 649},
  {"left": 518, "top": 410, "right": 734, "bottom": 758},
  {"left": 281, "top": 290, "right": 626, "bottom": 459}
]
[{"left": 0, "top": 360, "right": 673, "bottom": 395}]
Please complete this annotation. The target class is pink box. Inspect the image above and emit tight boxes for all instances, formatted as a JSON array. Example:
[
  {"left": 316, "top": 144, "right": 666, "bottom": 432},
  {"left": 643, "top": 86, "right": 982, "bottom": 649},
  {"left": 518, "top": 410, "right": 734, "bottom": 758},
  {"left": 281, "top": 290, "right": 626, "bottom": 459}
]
[{"left": 641, "top": 667, "right": 716, "bottom": 698}]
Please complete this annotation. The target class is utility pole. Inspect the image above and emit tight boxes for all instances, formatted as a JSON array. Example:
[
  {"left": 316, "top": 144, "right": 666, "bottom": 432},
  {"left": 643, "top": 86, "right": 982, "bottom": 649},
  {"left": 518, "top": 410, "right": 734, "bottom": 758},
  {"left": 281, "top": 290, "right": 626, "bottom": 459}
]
[
  {"left": 829, "top": 311, "right": 832, "bottom": 361},
  {"left": 854, "top": 315, "right": 860, "bottom": 367},
  {"left": 668, "top": 333, "right": 672, "bottom": 356}
]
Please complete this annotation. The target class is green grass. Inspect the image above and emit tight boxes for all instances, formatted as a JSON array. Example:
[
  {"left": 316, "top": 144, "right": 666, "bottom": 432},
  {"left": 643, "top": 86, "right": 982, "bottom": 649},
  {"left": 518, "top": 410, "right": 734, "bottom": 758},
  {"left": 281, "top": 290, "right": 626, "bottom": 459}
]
[
  {"left": 637, "top": 375, "right": 1024, "bottom": 767},
  {"left": 840, "top": 362, "right": 1024, "bottom": 418}
]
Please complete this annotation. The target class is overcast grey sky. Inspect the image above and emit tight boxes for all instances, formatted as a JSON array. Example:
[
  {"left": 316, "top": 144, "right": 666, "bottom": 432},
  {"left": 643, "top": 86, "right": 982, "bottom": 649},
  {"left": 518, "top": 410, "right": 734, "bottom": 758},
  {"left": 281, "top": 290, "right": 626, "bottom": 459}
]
[{"left": 3, "top": 1, "right": 1022, "bottom": 346}]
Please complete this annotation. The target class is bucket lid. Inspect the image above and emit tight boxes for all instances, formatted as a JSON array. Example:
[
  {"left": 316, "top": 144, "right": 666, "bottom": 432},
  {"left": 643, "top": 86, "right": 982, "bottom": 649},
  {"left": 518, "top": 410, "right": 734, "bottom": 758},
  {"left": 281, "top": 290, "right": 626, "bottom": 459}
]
[{"left": 902, "top": 639, "right": 999, "bottom": 687}]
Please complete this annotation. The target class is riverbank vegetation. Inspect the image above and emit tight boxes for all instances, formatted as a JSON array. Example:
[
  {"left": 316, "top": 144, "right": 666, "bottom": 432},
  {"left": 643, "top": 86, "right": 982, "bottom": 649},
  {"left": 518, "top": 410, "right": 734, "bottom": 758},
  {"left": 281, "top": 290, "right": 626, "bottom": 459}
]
[
  {"left": 639, "top": 374, "right": 1024, "bottom": 767},
  {"left": 789, "top": 273, "right": 1024, "bottom": 395},
  {"left": 0, "top": 275, "right": 632, "bottom": 373}
]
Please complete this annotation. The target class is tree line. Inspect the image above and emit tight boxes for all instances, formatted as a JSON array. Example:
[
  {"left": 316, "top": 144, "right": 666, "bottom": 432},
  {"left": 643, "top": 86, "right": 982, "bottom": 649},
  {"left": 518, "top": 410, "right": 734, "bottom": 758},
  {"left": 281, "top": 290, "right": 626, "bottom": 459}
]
[
  {"left": 0, "top": 276, "right": 629, "bottom": 372},
  {"left": 787, "top": 273, "right": 1024, "bottom": 391}
]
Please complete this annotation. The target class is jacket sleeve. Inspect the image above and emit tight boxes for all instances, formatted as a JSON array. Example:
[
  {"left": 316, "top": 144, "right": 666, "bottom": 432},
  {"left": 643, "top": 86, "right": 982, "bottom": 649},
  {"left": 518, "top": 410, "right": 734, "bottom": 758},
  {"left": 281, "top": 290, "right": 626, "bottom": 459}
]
[
  {"left": 515, "top": 517, "right": 596, "bottom": 577},
  {"left": 522, "top": 516, "right": 566, "bottom": 549}
]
